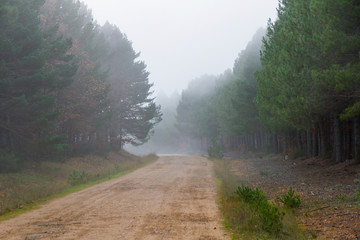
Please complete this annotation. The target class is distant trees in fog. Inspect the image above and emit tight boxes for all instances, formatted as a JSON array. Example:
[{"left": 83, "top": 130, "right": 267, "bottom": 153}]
[{"left": 176, "top": 0, "right": 360, "bottom": 163}]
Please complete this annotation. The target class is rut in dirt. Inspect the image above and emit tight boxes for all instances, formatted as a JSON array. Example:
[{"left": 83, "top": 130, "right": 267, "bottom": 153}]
[{"left": 0, "top": 155, "right": 229, "bottom": 240}]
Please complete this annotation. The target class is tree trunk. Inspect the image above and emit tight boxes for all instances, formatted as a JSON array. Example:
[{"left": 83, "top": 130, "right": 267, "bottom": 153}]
[
  {"left": 317, "top": 130, "right": 321, "bottom": 157},
  {"left": 260, "top": 131, "right": 265, "bottom": 152},
  {"left": 312, "top": 130, "right": 317, "bottom": 157},
  {"left": 6, "top": 114, "right": 15, "bottom": 152},
  {"left": 333, "top": 113, "right": 342, "bottom": 163},
  {"left": 342, "top": 123, "right": 351, "bottom": 161},
  {"left": 295, "top": 131, "right": 301, "bottom": 150},
  {"left": 275, "top": 135, "right": 279, "bottom": 153},
  {"left": 319, "top": 120, "right": 326, "bottom": 157},
  {"left": 255, "top": 133, "right": 258, "bottom": 150},
  {"left": 354, "top": 118, "right": 360, "bottom": 163},
  {"left": 306, "top": 130, "right": 311, "bottom": 159}
]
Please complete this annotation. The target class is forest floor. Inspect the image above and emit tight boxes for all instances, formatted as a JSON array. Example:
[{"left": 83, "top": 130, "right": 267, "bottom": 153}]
[
  {"left": 0, "top": 155, "right": 228, "bottom": 240},
  {"left": 224, "top": 152, "right": 360, "bottom": 240}
]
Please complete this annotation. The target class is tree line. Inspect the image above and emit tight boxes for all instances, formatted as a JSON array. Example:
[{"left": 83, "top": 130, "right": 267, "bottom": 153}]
[
  {"left": 176, "top": 0, "right": 360, "bottom": 163},
  {"left": 0, "top": 0, "right": 161, "bottom": 171}
]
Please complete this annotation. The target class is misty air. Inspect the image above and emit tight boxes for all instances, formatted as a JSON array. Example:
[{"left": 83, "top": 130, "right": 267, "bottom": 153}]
[{"left": 0, "top": 0, "right": 360, "bottom": 239}]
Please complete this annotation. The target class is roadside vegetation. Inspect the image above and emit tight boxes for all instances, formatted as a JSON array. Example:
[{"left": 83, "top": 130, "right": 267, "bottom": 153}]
[
  {"left": 0, "top": 151, "right": 157, "bottom": 220},
  {"left": 212, "top": 153, "right": 360, "bottom": 239},
  {"left": 213, "top": 156, "right": 308, "bottom": 240}
]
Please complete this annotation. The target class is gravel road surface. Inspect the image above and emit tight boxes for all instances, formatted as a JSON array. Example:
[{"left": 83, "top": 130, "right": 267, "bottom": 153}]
[{"left": 0, "top": 155, "right": 228, "bottom": 240}]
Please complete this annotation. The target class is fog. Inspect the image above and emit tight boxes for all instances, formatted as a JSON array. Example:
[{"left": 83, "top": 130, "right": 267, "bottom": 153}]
[
  {"left": 78, "top": 0, "right": 278, "bottom": 155},
  {"left": 80, "top": 0, "right": 278, "bottom": 94}
]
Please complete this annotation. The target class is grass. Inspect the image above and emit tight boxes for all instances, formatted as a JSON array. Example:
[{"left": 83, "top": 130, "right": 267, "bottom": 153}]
[
  {"left": 212, "top": 158, "right": 309, "bottom": 240},
  {"left": 0, "top": 151, "right": 158, "bottom": 221}
]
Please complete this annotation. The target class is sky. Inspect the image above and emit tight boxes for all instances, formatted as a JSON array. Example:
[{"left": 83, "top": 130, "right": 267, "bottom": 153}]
[{"left": 81, "top": 0, "right": 279, "bottom": 94}]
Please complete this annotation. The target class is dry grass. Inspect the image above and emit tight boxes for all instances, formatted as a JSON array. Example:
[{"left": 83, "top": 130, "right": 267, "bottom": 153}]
[{"left": 0, "top": 150, "right": 157, "bottom": 217}]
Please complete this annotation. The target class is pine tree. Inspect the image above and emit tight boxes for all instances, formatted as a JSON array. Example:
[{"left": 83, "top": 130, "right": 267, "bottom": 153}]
[
  {"left": 256, "top": 0, "right": 316, "bottom": 132},
  {"left": 0, "top": 0, "right": 77, "bottom": 158},
  {"left": 41, "top": 0, "right": 110, "bottom": 154},
  {"left": 101, "top": 23, "right": 161, "bottom": 148},
  {"left": 217, "top": 28, "right": 264, "bottom": 137},
  {"left": 176, "top": 75, "right": 219, "bottom": 139}
]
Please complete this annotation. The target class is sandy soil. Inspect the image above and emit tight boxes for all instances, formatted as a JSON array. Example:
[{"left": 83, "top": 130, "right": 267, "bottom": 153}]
[{"left": 0, "top": 155, "right": 228, "bottom": 240}]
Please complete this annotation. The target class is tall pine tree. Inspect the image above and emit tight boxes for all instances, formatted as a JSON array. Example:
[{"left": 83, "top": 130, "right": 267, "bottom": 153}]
[{"left": 0, "top": 0, "right": 77, "bottom": 158}]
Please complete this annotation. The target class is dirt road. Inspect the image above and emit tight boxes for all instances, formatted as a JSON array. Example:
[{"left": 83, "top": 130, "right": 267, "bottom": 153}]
[{"left": 0, "top": 155, "right": 228, "bottom": 240}]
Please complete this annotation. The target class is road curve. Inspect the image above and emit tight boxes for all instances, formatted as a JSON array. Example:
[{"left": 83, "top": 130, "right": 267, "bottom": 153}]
[{"left": 0, "top": 155, "right": 229, "bottom": 240}]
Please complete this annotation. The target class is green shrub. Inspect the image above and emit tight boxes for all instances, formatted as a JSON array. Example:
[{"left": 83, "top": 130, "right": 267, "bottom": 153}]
[
  {"left": 257, "top": 202, "right": 284, "bottom": 235},
  {"left": 234, "top": 185, "right": 284, "bottom": 235},
  {"left": 0, "top": 150, "right": 20, "bottom": 173},
  {"left": 234, "top": 185, "right": 267, "bottom": 204},
  {"left": 67, "top": 170, "right": 90, "bottom": 186},
  {"left": 276, "top": 187, "right": 301, "bottom": 208},
  {"left": 355, "top": 188, "right": 360, "bottom": 203},
  {"left": 207, "top": 138, "right": 224, "bottom": 159}
]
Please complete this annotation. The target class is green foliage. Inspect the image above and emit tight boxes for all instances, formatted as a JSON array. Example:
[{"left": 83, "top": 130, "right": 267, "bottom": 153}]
[
  {"left": 0, "top": 0, "right": 162, "bottom": 160},
  {"left": 175, "top": 29, "right": 265, "bottom": 151},
  {"left": 207, "top": 139, "right": 224, "bottom": 159},
  {"left": 176, "top": 29, "right": 265, "bottom": 144},
  {"left": 355, "top": 188, "right": 360, "bottom": 204},
  {"left": 234, "top": 185, "right": 285, "bottom": 235},
  {"left": 176, "top": 75, "right": 219, "bottom": 139},
  {"left": 67, "top": 170, "right": 90, "bottom": 186},
  {"left": 213, "top": 158, "right": 308, "bottom": 239},
  {"left": 256, "top": 0, "right": 315, "bottom": 131},
  {"left": 234, "top": 185, "right": 267, "bottom": 204},
  {"left": 35, "top": 134, "right": 69, "bottom": 160},
  {"left": 113, "top": 164, "right": 121, "bottom": 174},
  {"left": 256, "top": 0, "right": 360, "bottom": 133},
  {"left": 276, "top": 187, "right": 301, "bottom": 209},
  {"left": 0, "top": 0, "right": 77, "bottom": 158},
  {"left": 256, "top": 202, "right": 284, "bottom": 236},
  {"left": 126, "top": 92, "right": 183, "bottom": 154},
  {"left": 336, "top": 193, "right": 346, "bottom": 202},
  {"left": 0, "top": 150, "right": 20, "bottom": 173},
  {"left": 100, "top": 22, "right": 162, "bottom": 147},
  {"left": 216, "top": 29, "right": 264, "bottom": 137}
]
